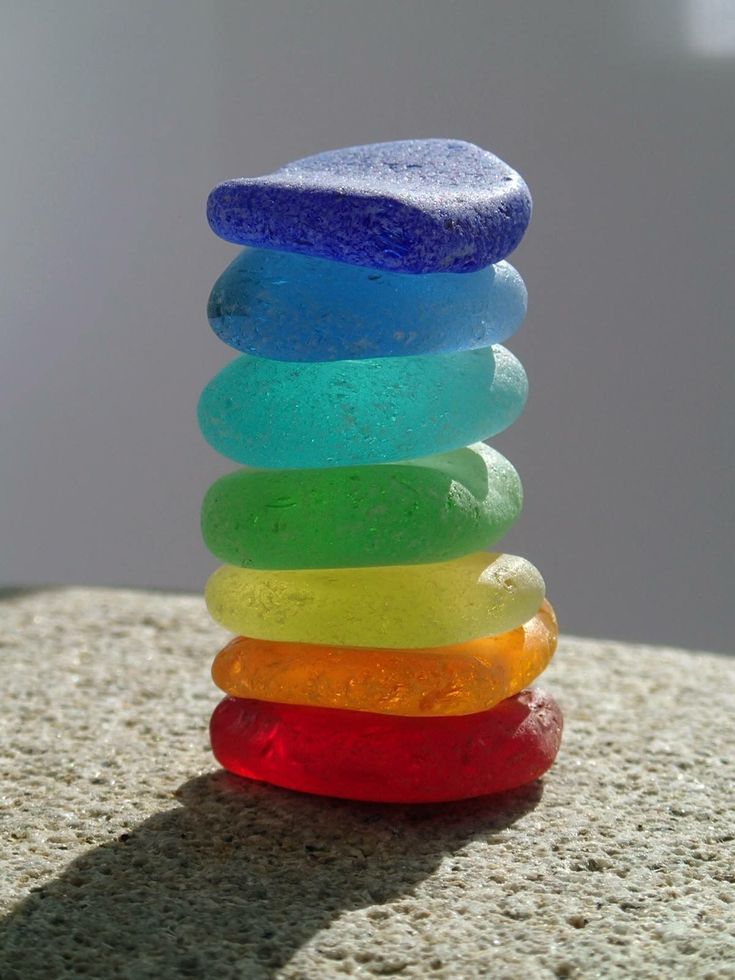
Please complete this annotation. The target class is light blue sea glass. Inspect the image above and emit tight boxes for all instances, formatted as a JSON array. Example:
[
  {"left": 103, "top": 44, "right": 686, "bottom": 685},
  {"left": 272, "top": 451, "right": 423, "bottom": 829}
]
[
  {"left": 197, "top": 345, "right": 527, "bottom": 469},
  {"left": 208, "top": 248, "right": 527, "bottom": 361}
]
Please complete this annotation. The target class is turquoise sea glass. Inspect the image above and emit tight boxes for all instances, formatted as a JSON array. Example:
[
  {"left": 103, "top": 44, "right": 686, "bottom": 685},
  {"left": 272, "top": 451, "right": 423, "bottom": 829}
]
[
  {"left": 208, "top": 247, "right": 527, "bottom": 361},
  {"left": 197, "top": 345, "right": 527, "bottom": 469}
]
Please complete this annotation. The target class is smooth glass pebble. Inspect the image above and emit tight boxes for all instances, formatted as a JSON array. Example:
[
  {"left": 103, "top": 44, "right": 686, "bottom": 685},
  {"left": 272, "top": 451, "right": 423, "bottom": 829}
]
[
  {"left": 205, "top": 552, "right": 545, "bottom": 649},
  {"left": 208, "top": 247, "right": 527, "bottom": 361},
  {"left": 201, "top": 443, "right": 522, "bottom": 569},
  {"left": 211, "top": 600, "right": 557, "bottom": 716},
  {"left": 210, "top": 688, "right": 563, "bottom": 803},
  {"left": 197, "top": 345, "right": 527, "bottom": 469},
  {"left": 207, "top": 139, "right": 531, "bottom": 273}
]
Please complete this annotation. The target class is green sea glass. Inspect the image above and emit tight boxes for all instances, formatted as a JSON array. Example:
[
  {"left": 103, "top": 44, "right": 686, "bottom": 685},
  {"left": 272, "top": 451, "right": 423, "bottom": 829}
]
[{"left": 201, "top": 443, "right": 522, "bottom": 569}]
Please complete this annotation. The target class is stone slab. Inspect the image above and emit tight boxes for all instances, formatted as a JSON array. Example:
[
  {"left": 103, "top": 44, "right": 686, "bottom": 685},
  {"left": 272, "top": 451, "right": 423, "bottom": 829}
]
[{"left": 0, "top": 588, "right": 733, "bottom": 979}]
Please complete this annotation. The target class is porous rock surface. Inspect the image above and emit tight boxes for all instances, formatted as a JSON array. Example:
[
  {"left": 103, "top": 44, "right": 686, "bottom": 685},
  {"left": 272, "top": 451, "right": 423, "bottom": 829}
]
[{"left": 0, "top": 587, "right": 733, "bottom": 979}]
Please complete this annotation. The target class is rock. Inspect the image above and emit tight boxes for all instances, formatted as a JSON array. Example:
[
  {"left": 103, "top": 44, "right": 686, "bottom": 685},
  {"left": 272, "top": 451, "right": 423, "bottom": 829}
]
[
  {"left": 197, "top": 345, "right": 527, "bottom": 469},
  {"left": 209, "top": 688, "right": 563, "bottom": 803},
  {"left": 207, "top": 247, "right": 527, "bottom": 360},
  {"left": 200, "top": 443, "right": 523, "bottom": 569},
  {"left": 204, "top": 551, "right": 545, "bottom": 648},
  {"left": 211, "top": 600, "right": 557, "bottom": 717},
  {"left": 206, "top": 139, "right": 532, "bottom": 273},
  {"left": 3, "top": 587, "right": 733, "bottom": 978}
]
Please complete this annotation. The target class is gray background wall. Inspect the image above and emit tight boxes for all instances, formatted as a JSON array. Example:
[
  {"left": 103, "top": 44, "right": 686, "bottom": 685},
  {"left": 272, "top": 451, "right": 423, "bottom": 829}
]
[{"left": 2, "top": 1, "right": 733, "bottom": 653}]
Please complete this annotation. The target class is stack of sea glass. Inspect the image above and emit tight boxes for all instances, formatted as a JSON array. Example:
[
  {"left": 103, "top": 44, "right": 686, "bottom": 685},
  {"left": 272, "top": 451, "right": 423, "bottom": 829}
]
[{"left": 199, "top": 140, "right": 563, "bottom": 803}]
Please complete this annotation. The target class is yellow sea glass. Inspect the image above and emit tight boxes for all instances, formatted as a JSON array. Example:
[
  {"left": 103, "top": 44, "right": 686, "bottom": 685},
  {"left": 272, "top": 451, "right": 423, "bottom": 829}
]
[
  {"left": 204, "top": 552, "right": 545, "bottom": 649},
  {"left": 211, "top": 601, "right": 557, "bottom": 716}
]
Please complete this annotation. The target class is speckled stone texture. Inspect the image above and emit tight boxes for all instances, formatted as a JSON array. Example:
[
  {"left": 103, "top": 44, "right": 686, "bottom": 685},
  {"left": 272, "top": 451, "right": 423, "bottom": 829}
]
[
  {"left": 1, "top": 588, "right": 733, "bottom": 979},
  {"left": 207, "top": 140, "right": 532, "bottom": 273}
]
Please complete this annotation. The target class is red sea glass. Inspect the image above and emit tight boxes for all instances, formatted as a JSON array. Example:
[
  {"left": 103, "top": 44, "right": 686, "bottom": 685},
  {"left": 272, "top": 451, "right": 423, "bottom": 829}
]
[{"left": 210, "top": 688, "right": 563, "bottom": 804}]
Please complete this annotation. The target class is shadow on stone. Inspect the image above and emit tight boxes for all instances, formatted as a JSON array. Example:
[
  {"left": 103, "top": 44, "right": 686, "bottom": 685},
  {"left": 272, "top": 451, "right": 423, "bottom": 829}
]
[
  {"left": 0, "top": 770, "right": 543, "bottom": 979},
  {"left": 0, "top": 586, "right": 49, "bottom": 602}
]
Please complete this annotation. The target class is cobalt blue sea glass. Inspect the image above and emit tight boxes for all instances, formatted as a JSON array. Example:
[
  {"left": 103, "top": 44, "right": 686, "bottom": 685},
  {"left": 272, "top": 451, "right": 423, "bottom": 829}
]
[
  {"left": 207, "top": 140, "right": 532, "bottom": 274},
  {"left": 197, "top": 345, "right": 527, "bottom": 469},
  {"left": 208, "top": 247, "right": 527, "bottom": 361}
]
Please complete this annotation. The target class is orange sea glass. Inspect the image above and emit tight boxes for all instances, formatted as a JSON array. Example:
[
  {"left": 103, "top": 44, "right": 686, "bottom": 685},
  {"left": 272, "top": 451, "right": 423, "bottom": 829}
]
[{"left": 211, "top": 600, "right": 557, "bottom": 717}]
